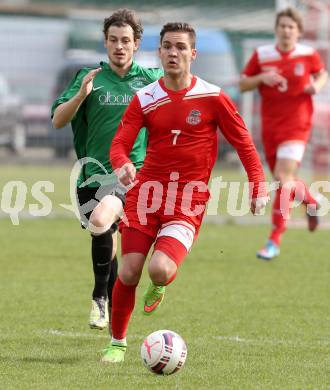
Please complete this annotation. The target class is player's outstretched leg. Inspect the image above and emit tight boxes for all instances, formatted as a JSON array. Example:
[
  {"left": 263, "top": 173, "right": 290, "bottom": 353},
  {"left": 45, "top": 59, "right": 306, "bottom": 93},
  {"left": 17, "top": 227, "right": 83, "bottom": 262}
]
[
  {"left": 142, "top": 235, "right": 187, "bottom": 314},
  {"left": 142, "top": 282, "right": 166, "bottom": 315}
]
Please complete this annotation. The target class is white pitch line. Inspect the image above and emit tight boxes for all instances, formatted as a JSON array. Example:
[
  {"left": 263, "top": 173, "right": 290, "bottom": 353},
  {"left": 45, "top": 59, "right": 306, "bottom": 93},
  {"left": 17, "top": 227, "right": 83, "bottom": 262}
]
[
  {"left": 37, "top": 330, "right": 329, "bottom": 348},
  {"left": 215, "top": 335, "right": 249, "bottom": 343},
  {"left": 37, "top": 329, "right": 145, "bottom": 340},
  {"left": 214, "top": 335, "right": 330, "bottom": 347},
  {"left": 38, "top": 329, "right": 108, "bottom": 338}
]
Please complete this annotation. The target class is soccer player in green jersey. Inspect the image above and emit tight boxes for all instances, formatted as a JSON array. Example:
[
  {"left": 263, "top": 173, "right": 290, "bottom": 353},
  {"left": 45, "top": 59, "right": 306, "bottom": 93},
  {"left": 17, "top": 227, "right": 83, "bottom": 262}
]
[{"left": 51, "top": 9, "right": 162, "bottom": 332}]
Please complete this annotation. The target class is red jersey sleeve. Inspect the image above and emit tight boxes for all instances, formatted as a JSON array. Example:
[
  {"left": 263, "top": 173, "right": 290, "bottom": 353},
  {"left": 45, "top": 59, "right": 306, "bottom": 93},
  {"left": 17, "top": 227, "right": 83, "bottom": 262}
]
[
  {"left": 310, "top": 50, "right": 324, "bottom": 74},
  {"left": 216, "top": 92, "right": 267, "bottom": 198},
  {"left": 110, "top": 95, "right": 145, "bottom": 170},
  {"left": 242, "top": 50, "right": 260, "bottom": 76}
]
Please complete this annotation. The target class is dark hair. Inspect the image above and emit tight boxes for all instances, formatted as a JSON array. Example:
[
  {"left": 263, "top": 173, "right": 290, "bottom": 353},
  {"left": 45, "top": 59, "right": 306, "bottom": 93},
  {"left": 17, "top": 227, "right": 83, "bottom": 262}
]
[
  {"left": 275, "top": 7, "right": 304, "bottom": 33},
  {"left": 160, "top": 22, "right": 196, "bottom": 48},
  {"left": 103, "top": 8, "right": 143, "bottom": 40}
]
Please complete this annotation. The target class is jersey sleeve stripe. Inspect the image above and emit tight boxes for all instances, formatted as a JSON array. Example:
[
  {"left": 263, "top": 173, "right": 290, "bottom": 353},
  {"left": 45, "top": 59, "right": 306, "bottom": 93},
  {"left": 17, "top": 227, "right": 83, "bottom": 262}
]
[
  {"left": 137, "top": 81, "right": 168, "bottom": 106},
  {"left": 142, "top": 98, "right": 171, "bottom": 114},
  {"left": 183, "top": 92, "right": 220, "bottom": 100}
]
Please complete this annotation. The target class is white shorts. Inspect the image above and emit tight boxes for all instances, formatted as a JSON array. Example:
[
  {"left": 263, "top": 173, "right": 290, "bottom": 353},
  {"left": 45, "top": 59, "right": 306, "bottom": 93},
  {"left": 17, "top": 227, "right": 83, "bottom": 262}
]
[{"left": 277, "top": 142, "right": 305, "bottom": 162}]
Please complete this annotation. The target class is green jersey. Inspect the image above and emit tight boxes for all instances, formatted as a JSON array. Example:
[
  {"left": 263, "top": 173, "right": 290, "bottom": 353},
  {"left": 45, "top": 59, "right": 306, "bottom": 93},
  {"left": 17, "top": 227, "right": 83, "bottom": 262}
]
[{"left": 51, "top": 61, "right": 162, "bottom": 187}]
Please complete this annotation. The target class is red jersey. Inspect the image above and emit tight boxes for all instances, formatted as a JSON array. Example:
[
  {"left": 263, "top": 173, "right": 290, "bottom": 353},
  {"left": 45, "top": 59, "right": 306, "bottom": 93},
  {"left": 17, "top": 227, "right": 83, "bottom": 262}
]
[
  {"left": 110, "top": 76, "right": 265, "bottom": 199},
  {"left": 242, "top": 43, "right": 324, "bottom": 144}
]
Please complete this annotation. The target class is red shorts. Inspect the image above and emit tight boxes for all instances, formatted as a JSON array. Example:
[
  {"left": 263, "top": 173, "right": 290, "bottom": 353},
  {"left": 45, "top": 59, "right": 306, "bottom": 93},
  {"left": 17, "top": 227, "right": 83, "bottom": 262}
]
[
  {"left": 119, "top": 179, "right": 207, "bottom": 241},
  {"left": 121, "top": 227, "right": 188, "bottom": 266}
]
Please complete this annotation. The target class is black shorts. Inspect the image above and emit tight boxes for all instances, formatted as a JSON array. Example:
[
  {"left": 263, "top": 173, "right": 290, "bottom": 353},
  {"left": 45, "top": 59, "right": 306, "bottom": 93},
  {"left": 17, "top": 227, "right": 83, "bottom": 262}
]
[{"left": 76, "top": 185, "right": 125, "bottom": 233}]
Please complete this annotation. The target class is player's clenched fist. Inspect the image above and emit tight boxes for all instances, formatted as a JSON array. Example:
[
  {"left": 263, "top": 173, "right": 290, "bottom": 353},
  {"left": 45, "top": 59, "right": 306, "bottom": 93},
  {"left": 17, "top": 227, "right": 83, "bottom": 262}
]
[
  {"left": 261, "top": 71, "right": 286, "bottom": 88},
  {"left": 118, "top": 162, "right": 136, "bottom": 186}
]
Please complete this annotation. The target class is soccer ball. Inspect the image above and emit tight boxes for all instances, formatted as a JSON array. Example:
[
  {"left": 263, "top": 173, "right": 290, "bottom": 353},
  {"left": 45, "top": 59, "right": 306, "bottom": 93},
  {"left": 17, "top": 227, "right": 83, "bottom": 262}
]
[{"left": 141, "top": 330, "right": 187, "bottom": 375}]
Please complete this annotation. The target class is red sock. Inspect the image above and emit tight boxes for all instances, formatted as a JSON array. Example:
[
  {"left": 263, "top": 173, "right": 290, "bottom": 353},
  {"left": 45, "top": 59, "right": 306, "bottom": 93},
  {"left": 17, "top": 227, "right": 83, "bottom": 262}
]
[
  {"left": 293, "top": 179, "right": 317, "bottom": 206},
  {"left": 111, "top": 278, "right": 137, "bottom": 340},
  {"left": 269, "top": 187, "right": 292, "bottom": 245}
]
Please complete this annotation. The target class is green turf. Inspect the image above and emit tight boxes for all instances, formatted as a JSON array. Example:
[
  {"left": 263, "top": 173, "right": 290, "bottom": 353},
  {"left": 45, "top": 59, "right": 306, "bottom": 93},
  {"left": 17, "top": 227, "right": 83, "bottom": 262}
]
[
  {"left": 0, "top": 219, "right": 329, "bottom": 389},
  {"left": 0, "top": 165, "right": 72, "bottom": 212}
]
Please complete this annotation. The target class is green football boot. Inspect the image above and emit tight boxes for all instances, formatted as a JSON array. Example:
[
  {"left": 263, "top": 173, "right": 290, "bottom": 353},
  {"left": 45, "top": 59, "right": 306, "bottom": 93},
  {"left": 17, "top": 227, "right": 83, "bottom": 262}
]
[
  {"left": 142, "top": 283, "right": 166, "bottom": 315},
  {"left": 101, "top": 342, "right": 127, "bottom": 363}
]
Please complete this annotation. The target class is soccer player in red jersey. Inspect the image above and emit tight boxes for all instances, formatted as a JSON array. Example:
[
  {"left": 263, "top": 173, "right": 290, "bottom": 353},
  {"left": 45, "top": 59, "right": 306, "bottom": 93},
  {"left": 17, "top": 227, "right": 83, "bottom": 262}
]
[
  {"left": 102, "top": 22, "right": 268, "bottom": 363},
  {"left": 240, "top": 7, "right": 328, "bottom": 260}
]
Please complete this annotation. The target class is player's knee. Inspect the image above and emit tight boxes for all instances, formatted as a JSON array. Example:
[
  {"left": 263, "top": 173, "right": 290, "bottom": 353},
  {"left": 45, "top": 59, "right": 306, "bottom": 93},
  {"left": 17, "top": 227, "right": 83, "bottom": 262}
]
[
  {"left": 89, "top": 208, "right": 114, "bottom": 233},
  {"left": 119, "top": 259, "right": 144, "bottom": 285},
  {"left": 148, "top": 258, "right": 176, "bottom": 285},
  {"left": 120, "top": 267, "right": 141, "bottom": 285},
  {"left": 89, "top": 211, "right": 106, "bottom": 228}
]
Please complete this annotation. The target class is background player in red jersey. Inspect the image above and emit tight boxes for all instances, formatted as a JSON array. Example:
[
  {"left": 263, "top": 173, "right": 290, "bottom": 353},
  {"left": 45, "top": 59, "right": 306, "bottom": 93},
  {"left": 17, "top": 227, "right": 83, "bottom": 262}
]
[
  {"left": 102, "top": 22, "right": 268, "bottom": 363},
  {"left": 240, "top": 7, "right": 328, "bottom": 260}
]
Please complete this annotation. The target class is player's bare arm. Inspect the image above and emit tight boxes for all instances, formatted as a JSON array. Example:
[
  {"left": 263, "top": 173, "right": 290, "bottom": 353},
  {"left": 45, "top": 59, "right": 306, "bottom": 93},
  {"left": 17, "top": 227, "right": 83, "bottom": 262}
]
[
  {"left": 52, "top": 67, "right": 102, "bottom": 129},
  {"left": 304, "top": 69, "right": 328, "bottom": 95}
]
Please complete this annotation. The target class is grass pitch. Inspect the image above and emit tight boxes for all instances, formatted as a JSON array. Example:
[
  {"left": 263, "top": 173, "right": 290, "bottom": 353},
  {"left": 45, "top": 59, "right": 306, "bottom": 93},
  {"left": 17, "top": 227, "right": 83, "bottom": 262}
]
[{"left": 0, "top": 218, "right": 329, "bottom": 389}]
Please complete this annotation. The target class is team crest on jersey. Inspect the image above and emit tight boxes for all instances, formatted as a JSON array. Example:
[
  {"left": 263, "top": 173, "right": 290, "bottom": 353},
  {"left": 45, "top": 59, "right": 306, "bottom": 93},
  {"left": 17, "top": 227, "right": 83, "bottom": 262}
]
[
  {"left": 129, "top": 78, "right": 147, "bottom": 91},
  {"left": 186, "top": 110, "right": 201, "bottom": 125},
  {"left": 294, "top": 63, "right": 305, "bottom": 76}
]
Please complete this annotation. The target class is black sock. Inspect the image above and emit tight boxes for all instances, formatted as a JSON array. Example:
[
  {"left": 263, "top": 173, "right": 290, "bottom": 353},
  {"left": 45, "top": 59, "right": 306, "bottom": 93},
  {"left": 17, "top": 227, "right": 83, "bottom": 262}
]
[
  {"left": 91, "top": 231, "right": 113, "bottom": 299},
  {"left": 107, "top": 255, "right": 118, "bottom": 307}
]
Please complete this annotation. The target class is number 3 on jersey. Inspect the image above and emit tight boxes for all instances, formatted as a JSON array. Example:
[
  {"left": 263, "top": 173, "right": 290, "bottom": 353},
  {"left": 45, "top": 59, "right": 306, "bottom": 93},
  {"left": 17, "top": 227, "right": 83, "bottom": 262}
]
[
  {"left": 278, "top": 78, "right": 288, "bottom": 92},
  {"left": 171, "top": 129, "right": 181, "bottom": 145}
]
